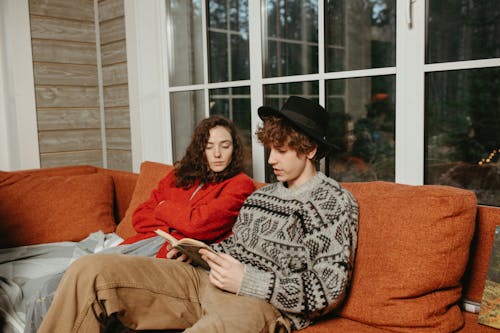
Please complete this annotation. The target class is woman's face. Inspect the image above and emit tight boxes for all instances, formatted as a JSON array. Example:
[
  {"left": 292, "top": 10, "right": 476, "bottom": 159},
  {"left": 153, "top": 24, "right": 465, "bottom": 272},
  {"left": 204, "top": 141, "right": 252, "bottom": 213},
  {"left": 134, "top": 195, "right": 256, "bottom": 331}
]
[{"left": 205, "top": 126, "right": 234, "bottom": 173}]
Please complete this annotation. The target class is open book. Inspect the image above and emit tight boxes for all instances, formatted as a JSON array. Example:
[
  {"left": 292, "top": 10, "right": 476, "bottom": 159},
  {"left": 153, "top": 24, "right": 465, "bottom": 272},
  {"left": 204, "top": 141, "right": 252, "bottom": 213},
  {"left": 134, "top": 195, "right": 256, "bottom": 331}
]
[{"left": 155, "top": 229, "right": 216, "bottom": 270}]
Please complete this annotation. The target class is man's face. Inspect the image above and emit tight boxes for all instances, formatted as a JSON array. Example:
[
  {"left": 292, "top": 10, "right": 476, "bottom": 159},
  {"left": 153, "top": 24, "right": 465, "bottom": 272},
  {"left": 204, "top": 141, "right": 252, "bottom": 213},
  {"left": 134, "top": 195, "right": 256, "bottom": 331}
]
[
  {"left": 205, "top": 126, "right": 234, "bottom": 173},
  {"left": 267, "top": 144, "right": 316, "bottom": 189}
]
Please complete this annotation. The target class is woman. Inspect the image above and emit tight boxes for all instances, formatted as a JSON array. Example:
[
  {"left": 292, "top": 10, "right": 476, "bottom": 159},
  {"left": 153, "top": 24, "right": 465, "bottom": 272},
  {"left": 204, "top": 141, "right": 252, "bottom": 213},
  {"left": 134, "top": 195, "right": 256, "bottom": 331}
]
[
  {"left": 23, "top": 115, "right": 254, "bottom": 333},
  {"left": 121, "top": 114, "right": 255, "bottom": 257}
]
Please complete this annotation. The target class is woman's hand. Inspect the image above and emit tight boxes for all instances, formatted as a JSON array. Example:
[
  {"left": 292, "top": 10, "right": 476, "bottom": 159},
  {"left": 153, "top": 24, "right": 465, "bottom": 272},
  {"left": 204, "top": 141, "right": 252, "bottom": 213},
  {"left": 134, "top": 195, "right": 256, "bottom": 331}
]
[
  {"left": 166, "top": 247, "right": 192, "bottom": 264},
  {"left": 200, "top": 249, "right": 244, "bottom": 294}
]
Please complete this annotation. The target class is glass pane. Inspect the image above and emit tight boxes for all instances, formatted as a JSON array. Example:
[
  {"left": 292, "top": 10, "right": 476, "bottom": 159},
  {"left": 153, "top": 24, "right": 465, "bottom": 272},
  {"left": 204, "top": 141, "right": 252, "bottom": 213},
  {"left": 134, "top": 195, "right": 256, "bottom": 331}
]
[
  {"left": 262, "top": 81, "right": 319, "bottom": 182},
  {"left": 208, "top": 0, "right": 249, "bottom": 82},
  {"left": 326, "top": 75, "right": 396, "bottom": 182},
  {"left": 209, "top": 86, "right": 253, "bottom": 176},
  {"left": 263, "top": 0, "right": 318, "bottom": 77},
  {"left": 170, "top": 90, "right": 205, "bottom": 161},
  {"left": 427, "top": 0, "right": 500, "bottom": 63},
  {"left": 325, "top": 0, "right": 396, "bottom": 72},
  {"left": 167, "top": 0, "right": 204, "bottom": 86},
  {"left": 425, "top": 67, "right": 500, "bottom": 206}
]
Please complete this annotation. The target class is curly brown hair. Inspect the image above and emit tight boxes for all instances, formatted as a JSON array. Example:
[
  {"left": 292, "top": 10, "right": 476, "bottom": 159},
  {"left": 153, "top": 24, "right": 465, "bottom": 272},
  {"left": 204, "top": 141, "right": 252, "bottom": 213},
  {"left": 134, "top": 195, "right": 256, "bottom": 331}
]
[
  {"left": 174, "top": 115, "right": 245, "bottom": 188},
  {"left": 256, "top": 116, "right": 324, "bottom": 158}
]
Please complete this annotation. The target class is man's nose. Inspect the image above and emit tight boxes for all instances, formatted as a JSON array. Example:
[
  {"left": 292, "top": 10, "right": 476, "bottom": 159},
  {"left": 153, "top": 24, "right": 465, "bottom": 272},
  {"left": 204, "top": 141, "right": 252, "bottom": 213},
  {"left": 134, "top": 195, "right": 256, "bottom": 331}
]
[{"left": 268, "top": 150, "right": 276, "bottom": 164}]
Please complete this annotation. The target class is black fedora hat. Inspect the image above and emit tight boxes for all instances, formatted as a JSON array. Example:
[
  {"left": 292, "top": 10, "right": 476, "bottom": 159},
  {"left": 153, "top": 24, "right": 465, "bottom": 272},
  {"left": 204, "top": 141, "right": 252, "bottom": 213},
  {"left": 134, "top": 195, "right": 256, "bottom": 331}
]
[{"left": 258, "top": 96, "right": 338, "bottom": 150}]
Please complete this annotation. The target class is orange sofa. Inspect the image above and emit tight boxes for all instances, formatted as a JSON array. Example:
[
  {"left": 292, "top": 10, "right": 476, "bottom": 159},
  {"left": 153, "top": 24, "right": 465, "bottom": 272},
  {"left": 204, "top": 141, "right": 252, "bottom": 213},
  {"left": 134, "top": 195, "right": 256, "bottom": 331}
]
[{"left": 1, "top": 161, "right": 499, "bottom": 333}]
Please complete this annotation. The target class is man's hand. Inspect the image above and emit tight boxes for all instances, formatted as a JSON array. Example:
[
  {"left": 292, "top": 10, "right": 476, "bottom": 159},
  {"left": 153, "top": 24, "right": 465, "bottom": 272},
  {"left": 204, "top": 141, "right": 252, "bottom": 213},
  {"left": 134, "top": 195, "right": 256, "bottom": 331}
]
[{"left": 200, "top": 249, "right": 244, "bottom": 294}]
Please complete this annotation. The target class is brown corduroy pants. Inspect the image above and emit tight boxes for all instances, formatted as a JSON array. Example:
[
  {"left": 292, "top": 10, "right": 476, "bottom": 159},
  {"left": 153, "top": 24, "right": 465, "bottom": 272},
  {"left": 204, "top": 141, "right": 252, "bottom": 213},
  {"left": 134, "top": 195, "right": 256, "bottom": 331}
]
[{"left": 37, "top": 253, "right": 290, "bottom": 333}]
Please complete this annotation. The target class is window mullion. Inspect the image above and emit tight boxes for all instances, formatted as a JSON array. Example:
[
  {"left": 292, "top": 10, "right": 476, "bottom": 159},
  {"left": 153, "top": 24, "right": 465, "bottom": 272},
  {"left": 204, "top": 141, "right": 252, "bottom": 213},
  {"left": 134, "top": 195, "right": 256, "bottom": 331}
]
[
  {"left": 395, "top": 0, "right": 426, "bottom": 185},
  {"left": 248, "top": 0, "right": 265, "bottom": 182}
]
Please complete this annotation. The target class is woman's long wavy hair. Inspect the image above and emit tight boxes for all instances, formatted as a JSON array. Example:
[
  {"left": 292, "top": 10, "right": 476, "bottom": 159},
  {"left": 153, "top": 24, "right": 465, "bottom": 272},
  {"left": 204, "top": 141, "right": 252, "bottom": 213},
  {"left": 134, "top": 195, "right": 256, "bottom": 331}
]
[{"left": 174, "top": 115, "right": 245, "bottom": 188}]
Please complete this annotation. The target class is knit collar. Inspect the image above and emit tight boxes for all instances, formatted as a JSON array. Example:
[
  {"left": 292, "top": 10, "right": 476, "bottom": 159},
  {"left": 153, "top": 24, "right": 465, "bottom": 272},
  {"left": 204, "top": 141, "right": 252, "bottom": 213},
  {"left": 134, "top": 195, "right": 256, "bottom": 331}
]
[{"left": 275, "top": 172, "right": 327, "bottom": 198}]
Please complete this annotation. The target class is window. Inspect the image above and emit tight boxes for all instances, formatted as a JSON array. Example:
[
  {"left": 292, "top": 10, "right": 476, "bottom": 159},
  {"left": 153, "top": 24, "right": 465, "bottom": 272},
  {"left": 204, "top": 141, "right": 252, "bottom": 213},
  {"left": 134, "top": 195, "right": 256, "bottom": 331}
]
[
  {"left": 126, "top": 0, "right": 500, "bottom": 206},
  {"left": 424, "top": 1, "right": 500, "bottom": 206}
]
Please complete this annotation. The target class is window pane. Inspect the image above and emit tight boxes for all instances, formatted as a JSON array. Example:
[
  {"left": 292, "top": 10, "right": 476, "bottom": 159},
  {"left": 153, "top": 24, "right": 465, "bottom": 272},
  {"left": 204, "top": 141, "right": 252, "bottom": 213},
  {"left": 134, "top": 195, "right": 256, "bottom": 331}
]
[
  {"left": 209, "top": 87, "right": 253, "bottom": 176},
  {"left": 262, "top": 82, "right": 319, "bottom": 182},
  {"left": 326, "top": 75, "right": 396, "bottom": 182},
  {"left": 263, "top": 0, "right": 318, "bottom": 77},
  {"left": 170, "top": 90, "right": 205, "bottom": 161},
  {"left": 208, "top": 0, "right": 249, "bottom": 82},
  {"left": 167, "top": 0, "right": 204, "bottom": 86},
  {"left": 427, "top": 0, "right": 500, "bottom": 63},
  {"left": 325, "top": 0, "right": 396, "bottom": 72},
  {"left": 425, "top": 68, "right": 500, "bottom": 206}
]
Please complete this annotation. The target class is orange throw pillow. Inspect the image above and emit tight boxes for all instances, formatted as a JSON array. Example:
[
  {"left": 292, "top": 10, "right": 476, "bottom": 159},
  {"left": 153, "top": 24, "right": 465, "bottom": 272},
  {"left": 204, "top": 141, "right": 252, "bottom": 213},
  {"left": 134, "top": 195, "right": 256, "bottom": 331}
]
[
  {"left": 115, "top": 161, "right": 173, "bottom": 239},
  {"left": 338, "top": 181, "right": 477, "bottom": 333},
  {"left": 0, "top": 172, "right": 116, "bottom": 248}
]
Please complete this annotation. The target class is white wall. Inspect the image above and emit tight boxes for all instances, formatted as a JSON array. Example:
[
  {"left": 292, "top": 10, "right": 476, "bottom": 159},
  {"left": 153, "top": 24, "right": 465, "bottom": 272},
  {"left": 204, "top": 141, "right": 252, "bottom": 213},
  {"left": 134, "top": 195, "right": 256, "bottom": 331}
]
[{"left": 0, "top": 0, "right": 39, "bottom": 171}]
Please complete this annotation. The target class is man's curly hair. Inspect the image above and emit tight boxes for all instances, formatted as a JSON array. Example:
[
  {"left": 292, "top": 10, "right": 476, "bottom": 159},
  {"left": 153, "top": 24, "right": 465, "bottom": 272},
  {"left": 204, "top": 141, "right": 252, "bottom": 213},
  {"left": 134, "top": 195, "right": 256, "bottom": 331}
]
[
  {"left": 174, "top": 115, "right": 245, "bottom": 188},
  {"left": 256, "top": 116, "right": 325, "bottom": 159}
]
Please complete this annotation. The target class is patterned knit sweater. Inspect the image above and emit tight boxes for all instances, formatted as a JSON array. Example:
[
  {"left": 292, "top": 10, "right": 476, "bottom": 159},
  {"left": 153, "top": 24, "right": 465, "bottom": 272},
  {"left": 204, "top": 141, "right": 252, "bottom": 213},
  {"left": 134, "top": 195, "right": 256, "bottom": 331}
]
[{"left": 212, "top": 172, "right": 359, "bottom": 330}]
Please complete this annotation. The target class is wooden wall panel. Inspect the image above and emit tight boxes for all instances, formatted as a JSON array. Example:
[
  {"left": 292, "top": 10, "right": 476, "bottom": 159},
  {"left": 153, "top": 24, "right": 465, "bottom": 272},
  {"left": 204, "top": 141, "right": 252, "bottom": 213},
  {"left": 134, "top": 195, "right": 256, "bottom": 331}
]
[
  {"left": 37, "top": 109, "right": 101, "bottom": 130},
  {"left": 102, "top": 62, "right": 128, "bottom": 85},
  {"left": 35, "top": 86, "right": 99, "bottom": 108},
  {"left": 99, "top": 0, "right": 131, "bottom": 171},
  {"left": 29, "top": 0, "right": 131, "bottom": 171},
  {"left": 30, "top": 0, "right": 102, "bottom": 168},
  {"left": 103, "top": 84, "right": 128, "bottom": 108},
  {"left": 34, "top": 63, "right": 97, "bottom": 86},
  {"left": 106, "top": 128, "right": 131, "bottom": 150},
  {"left": 98, "top": 0, "right": 124, "bottom": 21},
  {"left": 100, "top": 17, "right": 125, "bottom": 44},
  {"left": 38, "top": 129, "right": 102, "bottom": 153},
  {"left": 101, "top": 40, "right": 127, "bottom": 65},
  {"left": 31, "top": 40, "right": 97, "bottom": 64},
  {"left": 105, "top": 108, "right": 130, "bottom": 128},
  {"left": 30, "top": 0, "right": 94, "bottom": 21},
  {"left": 40, "top": 150, "right": 104, "bottom": 168},
  {"left": 30, "top": 16, "right": 95, "bottom": 42},
  {"left": 106, "top": 150, "right": 132, "bottom": 171}
]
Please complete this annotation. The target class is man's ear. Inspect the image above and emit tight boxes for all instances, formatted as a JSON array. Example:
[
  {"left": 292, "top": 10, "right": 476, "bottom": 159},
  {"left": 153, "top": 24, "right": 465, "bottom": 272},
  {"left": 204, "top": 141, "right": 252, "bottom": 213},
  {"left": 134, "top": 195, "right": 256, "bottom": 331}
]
[{"left": 307, "top": 146, "right": 318, "bottom": 160}]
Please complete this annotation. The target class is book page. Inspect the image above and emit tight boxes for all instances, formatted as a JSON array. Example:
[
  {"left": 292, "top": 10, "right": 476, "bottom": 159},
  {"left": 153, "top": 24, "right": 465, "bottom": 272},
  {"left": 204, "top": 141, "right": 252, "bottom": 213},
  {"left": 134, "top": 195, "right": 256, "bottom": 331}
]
[{"left": 154, "top": 229, "right": 215, "bottom": 270}]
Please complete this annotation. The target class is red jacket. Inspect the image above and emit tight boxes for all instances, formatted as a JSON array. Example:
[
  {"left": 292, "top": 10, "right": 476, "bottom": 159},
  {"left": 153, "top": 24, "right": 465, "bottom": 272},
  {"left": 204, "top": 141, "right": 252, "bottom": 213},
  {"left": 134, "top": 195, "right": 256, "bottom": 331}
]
[{"left": 121, "top": 170, "right": 255, "bottom": 257}]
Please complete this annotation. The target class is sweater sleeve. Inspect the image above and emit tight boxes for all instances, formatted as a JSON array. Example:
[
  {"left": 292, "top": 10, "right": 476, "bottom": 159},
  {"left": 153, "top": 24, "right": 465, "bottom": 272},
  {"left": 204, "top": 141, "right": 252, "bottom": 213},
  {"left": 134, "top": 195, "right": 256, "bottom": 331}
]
[
  {"left": 237, "top": 189, "right": 358, "bottom": 317},
  {"left": 154, "top": 173, "right": 255, "bottom": 242},
  {"left": 131, "top": 171, "right": 176, "bottom": 234}
]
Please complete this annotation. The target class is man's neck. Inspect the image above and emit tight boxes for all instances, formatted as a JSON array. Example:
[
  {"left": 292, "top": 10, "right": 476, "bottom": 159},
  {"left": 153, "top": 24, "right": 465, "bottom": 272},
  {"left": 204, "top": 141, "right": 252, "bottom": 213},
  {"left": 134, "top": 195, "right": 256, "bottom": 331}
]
[{"left": 286, "top": 162, "right": 317, "bottom": 189}]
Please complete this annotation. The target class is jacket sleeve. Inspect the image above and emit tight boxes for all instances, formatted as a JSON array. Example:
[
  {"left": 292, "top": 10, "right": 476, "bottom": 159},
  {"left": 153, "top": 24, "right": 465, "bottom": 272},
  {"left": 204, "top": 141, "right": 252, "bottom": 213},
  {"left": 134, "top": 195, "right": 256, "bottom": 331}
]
[
  {"left": 154, "top": 173, "right": 255, "bottom": 242},
  {"left": 131, "top": 171, "right": 176, "bottom": 234},
  {"left": 236, "top": 190, "right": 358, "bottom": 316}
]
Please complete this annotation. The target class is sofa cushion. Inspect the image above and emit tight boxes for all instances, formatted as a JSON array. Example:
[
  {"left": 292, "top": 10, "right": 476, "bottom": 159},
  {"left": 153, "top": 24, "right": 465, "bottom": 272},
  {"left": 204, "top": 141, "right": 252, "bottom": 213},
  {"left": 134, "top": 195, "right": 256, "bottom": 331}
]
[
  {"left": 339, "top": 181, "right": 477, "bottom": 333},
  {"left": 116, "top": 161, "right": 173, "bottom": 239},
  {"left": 0, "top": 172, "right": 116, "bottom": 248}
]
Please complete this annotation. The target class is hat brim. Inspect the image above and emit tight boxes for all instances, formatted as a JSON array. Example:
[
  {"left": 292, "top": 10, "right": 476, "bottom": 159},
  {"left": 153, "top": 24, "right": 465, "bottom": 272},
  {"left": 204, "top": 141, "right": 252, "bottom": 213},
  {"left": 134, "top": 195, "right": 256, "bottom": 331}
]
[{"left": 258, "top": 105, "right": 339, "bottom": 150}]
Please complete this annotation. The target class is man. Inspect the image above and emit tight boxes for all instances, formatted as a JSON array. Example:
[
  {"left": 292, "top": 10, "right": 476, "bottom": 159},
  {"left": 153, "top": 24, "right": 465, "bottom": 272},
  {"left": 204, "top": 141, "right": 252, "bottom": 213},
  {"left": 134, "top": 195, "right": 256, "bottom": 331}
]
[{"left": 38, "top": 96, "right": 359, "bottom": 333}]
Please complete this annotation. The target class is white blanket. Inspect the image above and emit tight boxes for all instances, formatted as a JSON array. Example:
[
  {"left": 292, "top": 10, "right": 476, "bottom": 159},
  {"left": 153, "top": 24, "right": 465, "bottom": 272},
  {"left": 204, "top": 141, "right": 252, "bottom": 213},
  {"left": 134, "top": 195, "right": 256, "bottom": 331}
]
[{"left": 0, "top": 232, "right": 165, "bottom": 333}]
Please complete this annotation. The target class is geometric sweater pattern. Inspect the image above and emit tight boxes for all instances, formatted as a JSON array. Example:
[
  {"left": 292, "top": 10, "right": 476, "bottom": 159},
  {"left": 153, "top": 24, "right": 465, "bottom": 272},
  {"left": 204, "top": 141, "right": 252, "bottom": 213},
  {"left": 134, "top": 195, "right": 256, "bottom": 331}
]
[{"left": 213, "top": 172, "right": 359, "bottom": 330}]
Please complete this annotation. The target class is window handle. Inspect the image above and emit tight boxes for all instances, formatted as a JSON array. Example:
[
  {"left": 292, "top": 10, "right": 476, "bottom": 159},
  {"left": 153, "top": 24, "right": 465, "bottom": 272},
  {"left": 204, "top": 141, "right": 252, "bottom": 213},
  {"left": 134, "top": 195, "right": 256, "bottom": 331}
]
[{"left": 406, "top": 0, "right": 417, "bottom": 29}]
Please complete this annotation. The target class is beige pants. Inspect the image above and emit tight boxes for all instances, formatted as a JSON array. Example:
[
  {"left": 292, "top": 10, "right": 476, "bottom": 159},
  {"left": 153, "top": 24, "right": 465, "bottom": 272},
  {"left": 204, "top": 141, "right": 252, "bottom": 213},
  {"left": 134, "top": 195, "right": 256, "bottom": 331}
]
[{"left": 37, "top": 253, "right": 291, "bottom": 333}]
